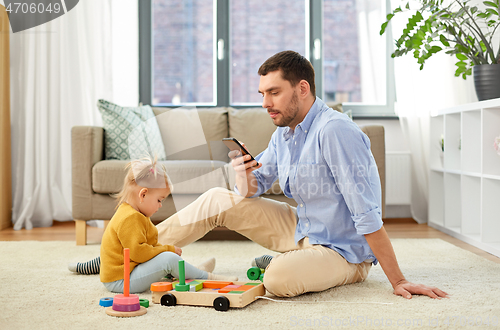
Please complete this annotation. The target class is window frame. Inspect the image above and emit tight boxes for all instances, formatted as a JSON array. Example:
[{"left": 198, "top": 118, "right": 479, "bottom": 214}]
[{"left": 139, "top": 0, "right": 396, "bottom": 118}]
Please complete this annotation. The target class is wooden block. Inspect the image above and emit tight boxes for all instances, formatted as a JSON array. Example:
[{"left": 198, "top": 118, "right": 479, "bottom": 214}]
[
  {"left": 228, "top": 291, "right": 245, "bottom": 294},
  {"left": 234, "top": 285, "right": 255, "bottom": 292},
  {"left": 244, "top": 282, "right": 260, "bottom": 286},
  {"left": 172, "top": 280, "right": 202, "bottom": 291},
  {"left": 202, "top": 281, "right": 233, "bottom": 289},
  {"left": 218, "top": 284, "right": 241, "bottom": 293},
  {"left": 190, "top": 281, "right": 203, "bottom": 292}
]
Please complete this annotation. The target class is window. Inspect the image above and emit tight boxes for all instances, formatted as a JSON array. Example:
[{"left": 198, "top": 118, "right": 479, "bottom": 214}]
[
  {"left": 140, "top": 0, "right": 395, "bottom": 117},
  {"left": 230, "top": 0, "right": 306, "bottom": 105},
  {"left": 152, "top": 0, "right": 214, "bottom": 105}
]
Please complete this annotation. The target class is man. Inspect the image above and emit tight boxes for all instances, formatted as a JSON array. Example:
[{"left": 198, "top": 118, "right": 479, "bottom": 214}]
[
  {"left": 72, "top": 50, "right": 448, "bottom": 299},
  {"left": 156, "top": 50, "right": 448, "bottom": 299}
]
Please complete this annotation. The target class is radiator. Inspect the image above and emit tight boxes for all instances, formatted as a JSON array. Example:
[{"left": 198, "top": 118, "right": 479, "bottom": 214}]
[{"left": 385, "top": 152, "right": 411, "bottom": 205}]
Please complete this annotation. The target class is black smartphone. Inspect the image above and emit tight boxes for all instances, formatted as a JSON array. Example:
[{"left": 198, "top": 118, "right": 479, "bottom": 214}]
[{"left": 222, "top": 137, "right": 257, "bottom": 164}]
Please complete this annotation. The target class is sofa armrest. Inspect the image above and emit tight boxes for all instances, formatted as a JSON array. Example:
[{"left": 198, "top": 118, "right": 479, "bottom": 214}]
[
  {"left": 360, "top": 125, "right": 386, "bottom": 218},
  {"left": 72, "top": 126, "right": 104, "bottom": 220}
]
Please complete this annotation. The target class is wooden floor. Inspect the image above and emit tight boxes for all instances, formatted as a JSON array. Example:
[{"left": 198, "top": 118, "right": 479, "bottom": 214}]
[{"left": 1, "top": 218, "right": 499, "bottom": 264}]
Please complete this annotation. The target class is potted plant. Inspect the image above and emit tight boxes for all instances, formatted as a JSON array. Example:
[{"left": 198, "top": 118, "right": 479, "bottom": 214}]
[{"left": 380, "top": 0, "right": 500, "bottom": 100}]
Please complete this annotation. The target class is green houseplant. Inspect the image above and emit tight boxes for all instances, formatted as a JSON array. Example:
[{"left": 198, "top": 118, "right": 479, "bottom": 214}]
[{"left": 380, "top": 0, "right": 500, "bottom": 100}]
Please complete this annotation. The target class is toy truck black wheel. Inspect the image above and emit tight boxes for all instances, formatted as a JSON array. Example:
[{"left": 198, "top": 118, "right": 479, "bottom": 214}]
[
  {"left": 160, "top": 293, "right": 177, "bottom": 306},
  {"left": 213, "top": 296, "right": 230, "bottom": 311}
]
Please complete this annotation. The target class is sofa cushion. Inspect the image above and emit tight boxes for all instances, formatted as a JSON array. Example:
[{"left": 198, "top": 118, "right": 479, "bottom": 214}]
[
  {"left": 228, "top": 108, "right": 277, "bottom": 157},
  {"left": 152, "top": 107, "right": 229, "bottom": 162},
  {"left": 92, "top": 160, "right": 230, "bottom": 195},
  {"left": 97, "top": 99, "right": 167, "bottom": 160}
]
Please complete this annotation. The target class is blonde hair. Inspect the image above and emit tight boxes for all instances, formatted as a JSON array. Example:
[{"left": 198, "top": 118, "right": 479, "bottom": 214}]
[{"left": 114, "top": 155, "right": 173, "bottom": 208}]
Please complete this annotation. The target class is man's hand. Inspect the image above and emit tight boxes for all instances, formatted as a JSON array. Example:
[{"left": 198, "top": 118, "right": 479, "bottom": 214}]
[
  {"left": 393, "top": 280, "right": 449, "bottom": 299},
  {"left": 174, "top": 246, "right": 182, "bottom": 256},
  {"left": 365, "top": 227, "right": 449, "bottom": 300},
  {"left": 228, "top": 142, "right": 261, "bottom": 178},
  {"left": 229, "top": 141, "right": 261, "bottom": 197}
]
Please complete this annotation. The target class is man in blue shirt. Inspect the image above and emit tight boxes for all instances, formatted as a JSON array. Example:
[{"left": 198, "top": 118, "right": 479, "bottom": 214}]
[{"left": 156, "top": 51, "right": 448, "bottom": 300}]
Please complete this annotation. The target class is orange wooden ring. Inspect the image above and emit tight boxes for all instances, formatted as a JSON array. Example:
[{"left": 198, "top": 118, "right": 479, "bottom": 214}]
[{"left": 150, "top": 282, "right": 173, "bottom": 292}]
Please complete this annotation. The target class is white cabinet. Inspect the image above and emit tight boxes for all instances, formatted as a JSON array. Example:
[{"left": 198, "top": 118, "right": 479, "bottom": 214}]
[{"left": 429, "top": 99, "right": 500, "bottom": 257}]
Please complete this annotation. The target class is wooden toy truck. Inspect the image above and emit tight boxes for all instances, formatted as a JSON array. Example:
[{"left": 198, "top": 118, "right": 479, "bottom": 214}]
[{"left": 150, "top": 280, "right": 265, "bottom": 311}]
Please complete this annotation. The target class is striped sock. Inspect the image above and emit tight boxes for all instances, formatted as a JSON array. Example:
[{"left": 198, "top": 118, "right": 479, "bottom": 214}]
[
  {"left": 70, "top": 256, "right": 101, "bottom": 275},
  {"left": 251, "top": 255, "right": 273, "bottom": 269}
]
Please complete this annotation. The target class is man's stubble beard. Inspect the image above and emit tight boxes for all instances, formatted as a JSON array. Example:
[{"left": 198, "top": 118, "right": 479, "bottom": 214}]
[{"left": 272, "top": 91, "right": 300, "bottom": 128}]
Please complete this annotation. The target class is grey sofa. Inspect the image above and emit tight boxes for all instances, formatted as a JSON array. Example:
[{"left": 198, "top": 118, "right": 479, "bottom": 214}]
[{"left": 72, "top": 107, "right": 385, "bottom": 245}]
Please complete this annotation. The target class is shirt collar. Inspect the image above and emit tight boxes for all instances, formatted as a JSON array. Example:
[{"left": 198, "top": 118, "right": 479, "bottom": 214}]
[{"left": 283, "top": 97, "right": 322, "bottom": 140}]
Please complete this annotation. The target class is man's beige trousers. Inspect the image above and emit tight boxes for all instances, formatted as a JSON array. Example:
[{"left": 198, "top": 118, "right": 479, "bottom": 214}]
[{"left": 157, "top": 187, "right": 371, "bottom": 297}]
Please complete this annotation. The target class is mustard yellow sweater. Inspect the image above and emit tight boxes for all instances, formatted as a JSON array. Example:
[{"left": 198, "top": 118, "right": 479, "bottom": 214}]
[{"left": 100, "top": 203, "right": 175, "bottom": 283}]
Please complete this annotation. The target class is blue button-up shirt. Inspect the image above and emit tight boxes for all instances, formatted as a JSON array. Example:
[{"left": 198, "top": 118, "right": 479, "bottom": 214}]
[{"left": 239, "top": 97, "right": 383, "bottom": 264}]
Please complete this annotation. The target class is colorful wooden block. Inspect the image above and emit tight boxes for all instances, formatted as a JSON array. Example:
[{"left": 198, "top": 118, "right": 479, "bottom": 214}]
[
  {"left": 235, "top": 285, "right": 255, "bottom": 292},
  {"left": 228, "top": 291, "right": 245, "bottom": 294},
  {"left": 202, "top": 281, "right": 233, "bottom": 289},
  {"left": 218, "top": 284, "right": 242, "bottom": 293},
  {"left": 189, "top": 281, "right": 203, "bottom": 292}
]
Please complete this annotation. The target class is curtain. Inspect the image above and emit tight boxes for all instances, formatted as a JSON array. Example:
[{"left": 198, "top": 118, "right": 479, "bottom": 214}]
[
  {"left": 390, "top": 2, "right": 477, "bottom": 224},
  {"left": 1, "top": 4, "right": 12, "bottom": 230},
  {"left": 10, "top": 0, "right": 113, "bottom": 230},
  {"left": 356, "top": 0, "right": 386, "bottom": 105}
]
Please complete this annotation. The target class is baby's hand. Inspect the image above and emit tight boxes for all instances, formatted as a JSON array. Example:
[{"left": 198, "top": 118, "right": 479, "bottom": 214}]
[{"left": 174, "top": 246, "right": 182, "bottom": 256}]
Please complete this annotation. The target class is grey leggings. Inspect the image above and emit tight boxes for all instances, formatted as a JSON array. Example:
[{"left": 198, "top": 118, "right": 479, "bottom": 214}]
[{"left": 103, "top": 252, "right": 207, "bottom": 293}]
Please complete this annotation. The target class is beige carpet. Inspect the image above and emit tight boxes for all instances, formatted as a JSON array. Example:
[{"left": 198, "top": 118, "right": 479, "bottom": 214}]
[{"left": 1, "top": 239, "right": 499, "bottom": 329}]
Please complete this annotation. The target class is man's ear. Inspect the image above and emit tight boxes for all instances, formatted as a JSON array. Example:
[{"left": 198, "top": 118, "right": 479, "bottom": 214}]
[
  {"left": 298, "top": 80, "right": 310, "bottom": 98},
  {"left": 138, "top": 188, "right": 148, "bottom": 203}
]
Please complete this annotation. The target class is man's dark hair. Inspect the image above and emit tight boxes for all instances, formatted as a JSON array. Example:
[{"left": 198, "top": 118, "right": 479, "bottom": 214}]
[{"left": 258, "top": 50, "right": 316, "bottom": 96}]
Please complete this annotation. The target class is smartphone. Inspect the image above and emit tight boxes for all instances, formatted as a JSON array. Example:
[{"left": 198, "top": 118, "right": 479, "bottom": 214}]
[{"left": 222, "top": 137, "right": 258, "bottom": 164}]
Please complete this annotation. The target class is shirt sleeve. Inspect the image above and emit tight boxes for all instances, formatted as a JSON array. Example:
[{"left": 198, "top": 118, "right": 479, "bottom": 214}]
[
  {"left": 234, "top": 132, "right": 279, "bottom": 198},
  {"left": 319, "top": 119, "right": 383, "bottom": 235},
  {"left": 116, "top": 214, "right": 175, "bottom": 263}
]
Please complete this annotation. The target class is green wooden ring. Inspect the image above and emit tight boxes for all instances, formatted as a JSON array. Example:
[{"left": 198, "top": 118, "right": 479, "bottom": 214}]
[
  {"left": 247, "top": 267, "right": 261, "bottom": 280},
  {"left": 175, "top": 284, "right": 190, "bottom": 292},
  {"left": 139, "top": 298, "right": 149, "bottom": 308}
]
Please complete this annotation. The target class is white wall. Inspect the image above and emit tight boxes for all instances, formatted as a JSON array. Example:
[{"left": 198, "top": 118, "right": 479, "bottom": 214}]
[
  {"left": 355, "top": 118, "right": 412, "bottom": 218},
  {"left": 355, "top": 119, "right": 409, "bottom": 152}
]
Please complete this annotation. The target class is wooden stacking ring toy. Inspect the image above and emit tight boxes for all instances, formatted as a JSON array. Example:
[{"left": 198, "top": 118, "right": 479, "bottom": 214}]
[{"left": 105, "top": 248, "right": 147, "bottom": 317}]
